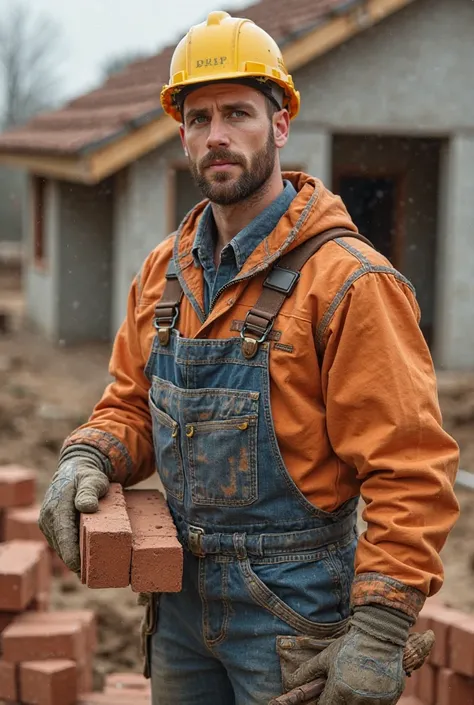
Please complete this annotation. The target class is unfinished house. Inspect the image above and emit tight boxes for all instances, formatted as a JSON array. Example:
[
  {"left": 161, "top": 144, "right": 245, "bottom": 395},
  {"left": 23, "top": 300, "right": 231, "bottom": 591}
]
[{"left": 0, "top": 0, "right": 472, "bottom": 369}]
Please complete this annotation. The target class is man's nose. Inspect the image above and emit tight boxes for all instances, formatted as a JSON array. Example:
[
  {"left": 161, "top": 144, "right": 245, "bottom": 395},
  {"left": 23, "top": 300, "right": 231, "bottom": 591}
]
[{"left": 206, "top": 116, "right": 231, "bottom": 150}]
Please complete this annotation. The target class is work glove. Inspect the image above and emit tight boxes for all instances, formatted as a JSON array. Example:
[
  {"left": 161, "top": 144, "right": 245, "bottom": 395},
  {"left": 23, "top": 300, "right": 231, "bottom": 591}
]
[
  {"left": 285, "top": 605, "right": 411, "bottom": 705},
  {"left": 39, "top": 451, "right": 110, "bottom": 574}
]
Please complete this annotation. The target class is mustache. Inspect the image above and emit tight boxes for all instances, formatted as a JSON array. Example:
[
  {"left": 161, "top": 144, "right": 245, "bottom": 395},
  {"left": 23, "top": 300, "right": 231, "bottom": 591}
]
[{"left": 199, "top": 150, "right": 244, "bottom": 170}]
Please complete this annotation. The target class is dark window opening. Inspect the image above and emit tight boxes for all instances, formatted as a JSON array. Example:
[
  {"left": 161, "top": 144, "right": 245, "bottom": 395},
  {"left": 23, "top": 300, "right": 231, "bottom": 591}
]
[{"left": 338, "top": 176, "right": 396, "bottom": 263}]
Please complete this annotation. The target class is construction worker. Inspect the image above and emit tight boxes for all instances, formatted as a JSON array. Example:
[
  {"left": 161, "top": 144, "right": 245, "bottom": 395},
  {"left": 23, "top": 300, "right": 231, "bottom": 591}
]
[{"left": 39, "top": 11, "right": 459, "bottom": 705}]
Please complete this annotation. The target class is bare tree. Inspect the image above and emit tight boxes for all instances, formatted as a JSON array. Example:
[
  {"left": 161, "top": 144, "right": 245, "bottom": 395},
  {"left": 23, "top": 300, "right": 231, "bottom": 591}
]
[
  {"left": 0, "top": 2, "right": 63, "bottom": 128},
  {"left": 102, "top": 51, "right": 152, "bottom": 80}
]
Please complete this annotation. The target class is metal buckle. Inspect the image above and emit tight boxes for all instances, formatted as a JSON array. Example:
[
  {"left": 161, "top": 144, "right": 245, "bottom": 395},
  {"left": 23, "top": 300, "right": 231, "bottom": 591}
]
[
  {"left": 240, "top": 313, "right": 274, "bottom": 359},
  {"left": 188, "top": 525, "right": 205, "bottom": 557},
  {"left": 240, "top": 313, "right": 274, "bottom": 345},
  {"left": 153, "top": 308, "right": 179, "bottom": 346}
]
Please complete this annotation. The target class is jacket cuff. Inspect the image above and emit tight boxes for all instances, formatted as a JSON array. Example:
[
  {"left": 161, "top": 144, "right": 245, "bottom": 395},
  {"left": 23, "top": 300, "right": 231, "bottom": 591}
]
[
  {"left": 59, "top": 444, "right": 113, "bottom": 478},
  {"left": 60, "top": 428, "right": 133, "bottom": 484},
  {"left": 351, "top": 572, "right": 426, "bottom": 622}
]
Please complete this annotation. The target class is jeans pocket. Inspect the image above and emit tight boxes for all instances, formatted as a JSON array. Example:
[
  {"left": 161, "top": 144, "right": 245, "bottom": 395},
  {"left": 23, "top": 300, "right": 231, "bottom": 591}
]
[
  {"left": 240, "top": 553, "right": 349, "bottom": 636},
  {"left": 149, "top": 393, "right": 184, "bottom": 500},
  {"left": 186, "top": 414, "right": 258, "bottom": 506}
]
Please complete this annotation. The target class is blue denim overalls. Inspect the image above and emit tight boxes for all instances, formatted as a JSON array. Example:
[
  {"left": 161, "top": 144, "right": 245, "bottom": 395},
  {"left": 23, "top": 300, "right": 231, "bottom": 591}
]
[{"left": 145, "top": 256, "right": 359, "bottom": 704}]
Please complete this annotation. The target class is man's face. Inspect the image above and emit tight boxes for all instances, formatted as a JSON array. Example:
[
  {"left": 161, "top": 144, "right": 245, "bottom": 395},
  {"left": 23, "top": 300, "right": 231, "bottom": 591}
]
[{"left": 180, "top": 83, "right": 286, "bottom": 206}]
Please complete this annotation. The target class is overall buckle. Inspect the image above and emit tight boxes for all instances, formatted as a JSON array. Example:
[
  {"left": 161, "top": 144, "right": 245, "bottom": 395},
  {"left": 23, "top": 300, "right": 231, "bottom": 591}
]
[
  {"left": 240, "top": 311, "right": 274, "bottom": 359},
  {"left": 188, "top": 525, "right": 205, "bottom": 557},
  {"left": 153, "top": 306, "right": 179, "bottom": 346}
]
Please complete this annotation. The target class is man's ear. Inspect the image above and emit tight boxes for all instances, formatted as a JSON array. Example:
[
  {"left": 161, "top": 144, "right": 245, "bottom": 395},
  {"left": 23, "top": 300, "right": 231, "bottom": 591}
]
[{"left": 273, "top": 110, "right": 290, "bottom": 149}]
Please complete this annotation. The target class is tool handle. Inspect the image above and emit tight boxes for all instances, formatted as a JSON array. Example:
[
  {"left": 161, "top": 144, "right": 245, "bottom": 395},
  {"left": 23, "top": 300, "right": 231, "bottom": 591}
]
[{"left": 269, "top": 629, "right": 435, "bottom": 705}]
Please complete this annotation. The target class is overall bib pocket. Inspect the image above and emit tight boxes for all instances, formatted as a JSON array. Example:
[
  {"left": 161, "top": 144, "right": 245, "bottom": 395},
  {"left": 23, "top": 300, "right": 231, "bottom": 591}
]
[
  {"left": 187, "top": 414, "right": 258, "bottom": 506},
  {"left": 149, "top": 393, "right": 184, "bottom": 500}
]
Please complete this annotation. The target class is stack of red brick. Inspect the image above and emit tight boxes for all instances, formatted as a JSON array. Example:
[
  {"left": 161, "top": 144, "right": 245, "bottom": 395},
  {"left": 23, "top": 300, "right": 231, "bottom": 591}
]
[
  {"left": 0, "top": 466, "right": 184, "bottom": 705},
  {"left": 0, "top": 465, "right": 69, "bottom": 582},
  {"left": 0, "top": 464, "right": 98, "bottom": 705},
  {"left": 399, "top": 601, "right": 474, "bottom": 705},
  {"left": 80, "top": 484, "right": 183, "bottom": 593}
]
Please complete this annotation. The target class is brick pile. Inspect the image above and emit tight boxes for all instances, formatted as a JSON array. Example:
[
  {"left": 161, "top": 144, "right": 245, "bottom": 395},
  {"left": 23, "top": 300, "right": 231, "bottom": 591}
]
[
  {"left": 0, "top": 466, "right": 184, "bottom": 704},
  {"left": 0, "top": 465, "right": 69, "bottom": 580},
  {"left": 398, "top": 602, "right": 474, "bottom": 705},
  {"left": 0, "top": 465, "right": 97, "bottom": 705}
]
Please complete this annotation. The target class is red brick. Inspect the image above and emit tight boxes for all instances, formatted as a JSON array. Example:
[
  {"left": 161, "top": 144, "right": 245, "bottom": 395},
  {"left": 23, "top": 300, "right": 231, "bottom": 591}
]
[
  {"left": 16, "top": 611, "right": 97, "bottom": 653},
  {"left": 4, "top": 505, "right": 45, "bottom": 543},
  {"left": 416, "top": 602, "right": 466, "bottom": 667},
  {"left": 0, "top": 659, "right": 18, "bottom": 701},
  {"left": 125, "top": 489, "right": 182, "bottom": 593},
  {"left": 36, "top": 544, "right": 52, "bottom": 610},
  {"left": 80, "top": 484, "right": 132, "bottom": 589},
  {"left": 437, "top": 667, "right": 474, "bottom": 705},
  {"left": 51, "top": 550, "right": 70, "bottom": 577},
  {"left": 0, "top": 465, "right": 36, "bottom": 508},
  {"left": 415, "top": 662, "right": 436, "bottom": 705},
  {"left": 104, "top": 671, "right": 151, "bottom": 692},
  {"left": 20, "top": 660, "right": 77, "bottom": 705},
  {"left": 29, "top": 594, "right": 50, "bottom": 612},
  {"left": 2, "top": 617, "right": 86, "bottom": 663},
  {"left": 0, "top": 510, "right": 5, "bottom": 541},
  {"left": 450, "top": 617, "right": 474, "bottom": 676},
  {"left": 0, "top": 612, "right": 16, "bottom": 636},
  {"left": 0, "top": 540, "right": 47, "bottom": 612},
  {"left": 77, "top": 659, "right": 93, "bottom": 694}
]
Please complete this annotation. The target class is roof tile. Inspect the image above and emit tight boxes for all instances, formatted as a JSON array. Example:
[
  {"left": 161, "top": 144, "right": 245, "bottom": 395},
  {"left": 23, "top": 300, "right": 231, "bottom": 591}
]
[{"left": 0, "top": 0, "right": 353, "bottom": 157}]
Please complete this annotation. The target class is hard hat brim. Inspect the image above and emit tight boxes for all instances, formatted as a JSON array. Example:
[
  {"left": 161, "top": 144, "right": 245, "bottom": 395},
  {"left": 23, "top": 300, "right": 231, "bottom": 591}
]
[{"left": 161, "top": 71, "right": 300, "bottom": 122}]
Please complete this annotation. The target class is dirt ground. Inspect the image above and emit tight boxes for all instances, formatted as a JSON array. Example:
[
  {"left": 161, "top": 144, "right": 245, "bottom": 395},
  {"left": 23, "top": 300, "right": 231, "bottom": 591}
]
[{"left": 1, "top": 275, "right": 474, "bottom": 682}]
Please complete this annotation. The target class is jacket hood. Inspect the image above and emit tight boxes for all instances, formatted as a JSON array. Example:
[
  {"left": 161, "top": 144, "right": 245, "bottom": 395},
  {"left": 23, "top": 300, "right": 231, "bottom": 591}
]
[{"left": 174, "top": 171, "right": 358, "bottom": 282}]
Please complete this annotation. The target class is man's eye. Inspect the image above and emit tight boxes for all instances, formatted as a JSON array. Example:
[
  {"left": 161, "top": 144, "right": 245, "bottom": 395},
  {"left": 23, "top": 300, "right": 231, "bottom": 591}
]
[
  {"left": 230, "top": 110, "right": 247, "bottom": 118},
  {"left": 190, "top": 115, "right": 209, "bottom": 125}
]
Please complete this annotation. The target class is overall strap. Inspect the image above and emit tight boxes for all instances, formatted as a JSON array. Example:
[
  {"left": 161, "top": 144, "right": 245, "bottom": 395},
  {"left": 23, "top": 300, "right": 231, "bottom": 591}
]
[
  {"left": 153, "top": 228, "right": 373, "bottom": 350},
  {"left": 153, "top": 258, "right": 183, "bottom": 345},
  {"left": 240, "top": 228, "right": 373, "bottom": 359}
]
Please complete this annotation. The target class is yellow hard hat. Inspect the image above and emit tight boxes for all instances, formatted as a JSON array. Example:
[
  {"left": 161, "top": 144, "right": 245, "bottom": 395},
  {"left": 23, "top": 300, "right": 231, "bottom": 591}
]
[{"left": 160, "top": 10, "right": 300, "bottom": 122}]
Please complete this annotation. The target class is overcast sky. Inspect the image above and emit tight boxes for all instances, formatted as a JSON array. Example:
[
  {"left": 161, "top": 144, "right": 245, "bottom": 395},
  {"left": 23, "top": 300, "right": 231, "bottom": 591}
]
[{"left": 17, "top": 0, "right": 251, "bottom": 101}]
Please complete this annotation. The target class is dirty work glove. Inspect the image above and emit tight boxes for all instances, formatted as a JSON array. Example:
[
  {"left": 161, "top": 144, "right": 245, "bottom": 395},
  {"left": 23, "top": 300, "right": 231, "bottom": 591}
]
[
  {"left": 287, "top": 605, "right": 411, "bottom": 705},
  {"left": 39, "top": 452, "right": 110, "bottom": 574}
]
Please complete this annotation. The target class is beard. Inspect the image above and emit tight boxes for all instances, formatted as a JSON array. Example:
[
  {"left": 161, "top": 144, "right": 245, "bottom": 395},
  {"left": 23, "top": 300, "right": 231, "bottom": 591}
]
[{"left": 189, "top": 127, "right": 276, "bottom": 206}]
